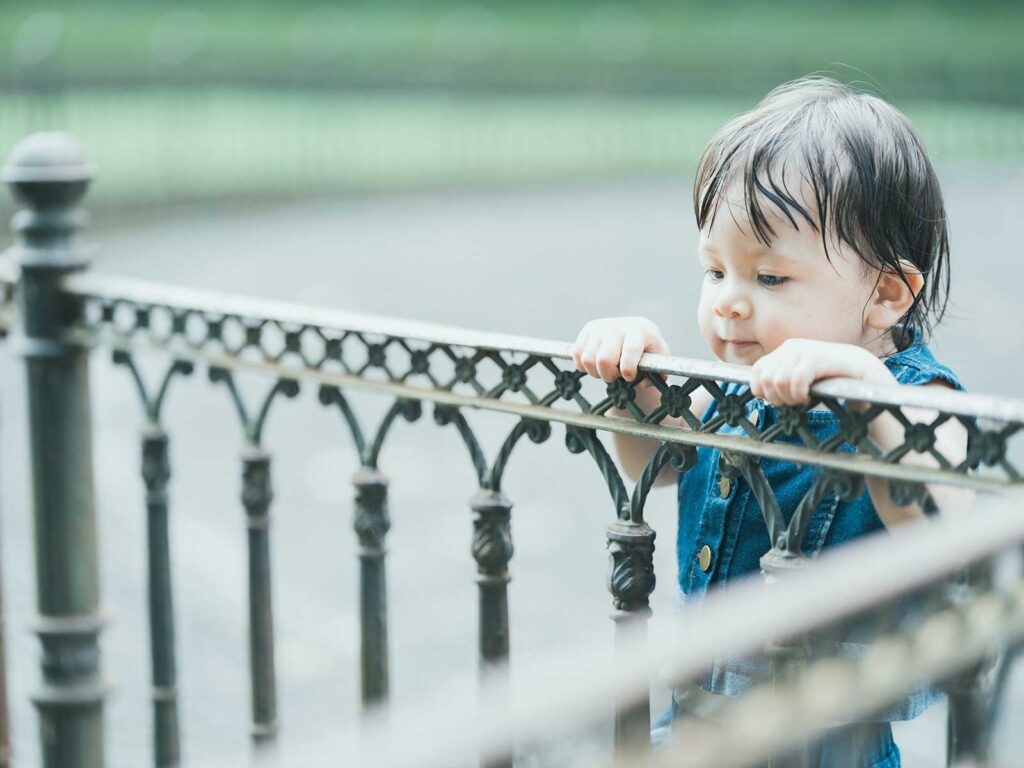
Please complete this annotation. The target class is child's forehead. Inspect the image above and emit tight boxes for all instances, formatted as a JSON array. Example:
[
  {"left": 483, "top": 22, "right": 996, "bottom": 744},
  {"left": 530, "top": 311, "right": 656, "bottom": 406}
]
[
  {"left": 704, "top": 176, "right": 822, "bottom": 243},
  {"left": 699, "top": 179, "right": 863, "bottom": 269}
]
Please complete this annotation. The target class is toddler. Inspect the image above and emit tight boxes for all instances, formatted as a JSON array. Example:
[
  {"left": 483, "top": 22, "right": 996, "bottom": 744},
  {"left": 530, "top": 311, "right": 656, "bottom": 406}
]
[{"left": 572, "top": 77, "right": 967, "bottom": 767}]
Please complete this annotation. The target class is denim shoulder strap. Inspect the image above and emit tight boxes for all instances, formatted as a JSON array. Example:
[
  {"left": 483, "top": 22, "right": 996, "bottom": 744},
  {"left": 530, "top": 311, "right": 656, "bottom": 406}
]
[{"left": 883, "top": 328, "right": 965, "bottom": 392}]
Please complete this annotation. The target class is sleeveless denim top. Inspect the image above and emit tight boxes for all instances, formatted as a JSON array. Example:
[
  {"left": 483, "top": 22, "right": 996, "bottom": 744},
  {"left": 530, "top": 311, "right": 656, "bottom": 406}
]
[{"left": 675, "top": 329, "right": 964, "bottom": 721}]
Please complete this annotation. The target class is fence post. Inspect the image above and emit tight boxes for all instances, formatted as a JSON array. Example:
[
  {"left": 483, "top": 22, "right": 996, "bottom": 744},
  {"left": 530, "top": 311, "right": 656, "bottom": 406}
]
[{"left": 3, "top": 132, "right": 106, "bottom": 767}]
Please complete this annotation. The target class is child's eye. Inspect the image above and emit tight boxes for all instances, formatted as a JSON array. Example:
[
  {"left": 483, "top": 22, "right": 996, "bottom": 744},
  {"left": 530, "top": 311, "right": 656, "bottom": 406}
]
[
  {"left": 705, "top": 268, "right": 724, "bottom": 281},
  {"left": 758, "top": 274, "right": 789, "bottom": 287}
]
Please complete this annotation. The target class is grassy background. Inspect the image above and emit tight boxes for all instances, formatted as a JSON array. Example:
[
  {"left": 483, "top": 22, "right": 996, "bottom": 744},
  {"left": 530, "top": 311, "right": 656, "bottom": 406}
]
[
  {"left": 0, "top": 1, "right": 1021, "bottom": 210},
  {"left": 1, "top": 2, "right": 1022, "bottom": 101},
  {"left": 1, "top": 90, "right": 1020, "bottom": 212}
]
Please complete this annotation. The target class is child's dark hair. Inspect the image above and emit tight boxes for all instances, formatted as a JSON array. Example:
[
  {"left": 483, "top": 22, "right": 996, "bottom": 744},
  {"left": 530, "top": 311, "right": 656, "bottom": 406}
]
[{"left": 694, "top": 76, "right": 949, "bottom": 342}]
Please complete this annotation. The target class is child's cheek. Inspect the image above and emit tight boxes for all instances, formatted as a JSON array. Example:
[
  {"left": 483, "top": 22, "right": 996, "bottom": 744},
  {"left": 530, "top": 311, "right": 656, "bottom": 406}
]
[{"left": 696, "top": 297, "right": 719, "bottom": 356}]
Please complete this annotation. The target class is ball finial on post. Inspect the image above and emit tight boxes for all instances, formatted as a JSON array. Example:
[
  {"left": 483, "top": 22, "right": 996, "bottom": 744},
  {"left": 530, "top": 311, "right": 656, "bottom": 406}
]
[
  {"left": 3, "top": 132, "right": 94, "bottom": 270},
  {"left": 2, "top": 131, "right": 93, "bottom": 210}
]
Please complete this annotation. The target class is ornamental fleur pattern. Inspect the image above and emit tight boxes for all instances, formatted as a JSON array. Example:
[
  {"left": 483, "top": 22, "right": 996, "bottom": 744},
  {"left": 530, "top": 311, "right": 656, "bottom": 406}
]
[
  {"left": 354, "top": 473, "right": 390, "bottom": 549},
  {"left": 472, "top": 507, "right": 513, "bottom": 575},
  {"left": 241, "top": 454, "right": 273, "bottom": 514},
  {"left": 607, "top": 523, "right": 656, "bottom": 612}
]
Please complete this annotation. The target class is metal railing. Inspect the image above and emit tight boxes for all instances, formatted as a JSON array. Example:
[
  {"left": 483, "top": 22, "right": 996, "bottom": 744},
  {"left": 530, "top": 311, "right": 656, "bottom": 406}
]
[
  {"left": 336, "top": 490, "right": 1024, "bottom": 768},
  {"left": 1, "top": 131, "right": 1022, "bottom": 767}
]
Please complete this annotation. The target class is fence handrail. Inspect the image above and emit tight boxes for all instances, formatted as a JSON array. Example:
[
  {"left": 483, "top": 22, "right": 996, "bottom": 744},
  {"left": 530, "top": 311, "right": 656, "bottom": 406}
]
[
  {"left": 328, "top": 489, "right": 1024, "bottom": 768},
  {"left": 58, "top": 271, "right": 1024, "bottom": 424}
]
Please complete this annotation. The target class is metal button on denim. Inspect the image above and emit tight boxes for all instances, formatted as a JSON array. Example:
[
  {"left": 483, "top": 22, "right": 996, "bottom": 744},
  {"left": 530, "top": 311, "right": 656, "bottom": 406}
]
[
  {"left": 717, "top": 476, "right": 731, "bottom": 497},
  {"left": 698, "top": 544, "right": 713, "bottom": 572}
]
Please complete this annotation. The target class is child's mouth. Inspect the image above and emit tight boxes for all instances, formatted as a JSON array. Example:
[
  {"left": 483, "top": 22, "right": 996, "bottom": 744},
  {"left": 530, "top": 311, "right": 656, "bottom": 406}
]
[{"left": 724, "top": 339, "right": 757, "bottom": 350}]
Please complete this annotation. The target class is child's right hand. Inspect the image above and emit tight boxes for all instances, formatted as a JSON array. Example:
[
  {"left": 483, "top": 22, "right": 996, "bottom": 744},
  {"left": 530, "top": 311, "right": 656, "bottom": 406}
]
[{"left": 572, "top": 317, "right": 670, "bottom": 383}]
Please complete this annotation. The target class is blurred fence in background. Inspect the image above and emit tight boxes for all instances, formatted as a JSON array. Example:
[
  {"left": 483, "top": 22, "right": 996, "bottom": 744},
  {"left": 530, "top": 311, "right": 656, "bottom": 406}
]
[{"left": 0, "top": 2, "right": 1022, "bottom": 211}]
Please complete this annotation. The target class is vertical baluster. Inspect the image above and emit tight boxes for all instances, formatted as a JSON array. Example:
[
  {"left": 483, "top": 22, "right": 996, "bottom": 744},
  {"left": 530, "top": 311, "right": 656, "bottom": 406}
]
[
  {"left": 353, "top": 467, "right": 390, "bottom": 706},
  {"left": 760, "top": 549, "right": 810, "bottom": 768},
  {"left": 607, "top": 520, "right": 656, "bottom": 761},
  {"left": 323, "top": 390, "right": 421, "bottom": 711},
  {"left": 471, "top": 491, "right": 513, "bottom": 670},
  {"left": 241, "top": 446, "right": 278, "bottom": 740},
  {"left": 141, "top": 425, "right": 180, "bottom": 766},
  {"left": 565, "top": 424, "right": 650, "bottom": 762},
  {"left": 4, "top": 132, "right": 107, "bottom": 767},
  {"left": 434, "top": 406, "right": 528, "bottom": 768},
  {"left": 946, "top": 662, "right": 996, "bottom": 766},
  {"left": 115, "top": 351, "right": 189, "bottom": 767},
  {"left": 211, "top": 372, "right": 295, "bottom": 741},
  {"left": 473, "top": 491, "right": 513, "bottom": 768},
  {"left": 945, "top": 562, "right": 1002, "bottom": 767}
]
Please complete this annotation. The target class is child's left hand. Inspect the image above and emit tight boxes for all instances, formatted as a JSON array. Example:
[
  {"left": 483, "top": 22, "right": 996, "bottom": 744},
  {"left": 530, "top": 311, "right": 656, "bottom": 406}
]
[{"left": 749, "top": 339, "right": 896, "bottom": 405}]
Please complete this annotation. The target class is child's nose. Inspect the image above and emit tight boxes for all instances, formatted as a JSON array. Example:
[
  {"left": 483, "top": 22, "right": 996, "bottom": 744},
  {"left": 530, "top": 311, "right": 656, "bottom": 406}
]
[{"left": 713, "top": 285, "right": 752, "bottom": 319}]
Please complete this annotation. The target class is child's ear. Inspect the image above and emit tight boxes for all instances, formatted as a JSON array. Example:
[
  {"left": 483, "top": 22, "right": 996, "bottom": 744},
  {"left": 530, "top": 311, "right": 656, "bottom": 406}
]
[{"left": 865, "top": 261, "right": 924, "bottom": 330}]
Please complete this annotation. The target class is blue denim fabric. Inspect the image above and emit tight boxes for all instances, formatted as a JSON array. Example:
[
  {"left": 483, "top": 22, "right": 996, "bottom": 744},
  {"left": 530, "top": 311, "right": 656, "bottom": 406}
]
[{"left": 675, "top": 329, "right": 964, "bottom": 723}]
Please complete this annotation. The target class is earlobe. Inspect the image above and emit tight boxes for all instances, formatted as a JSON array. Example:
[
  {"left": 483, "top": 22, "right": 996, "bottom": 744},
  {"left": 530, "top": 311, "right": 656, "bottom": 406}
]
[{"left": 865, "top": 262, "right": 924, "bottom": 330}]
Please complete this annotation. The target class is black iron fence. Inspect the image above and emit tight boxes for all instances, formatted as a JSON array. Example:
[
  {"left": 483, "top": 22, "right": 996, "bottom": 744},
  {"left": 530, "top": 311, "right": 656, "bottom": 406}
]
[
  {"left": 341, "top": 492, "right": 1024, "bottom": 768},
  {"left": 1, "top": 132, "right": 1023, "bottom": 767}
]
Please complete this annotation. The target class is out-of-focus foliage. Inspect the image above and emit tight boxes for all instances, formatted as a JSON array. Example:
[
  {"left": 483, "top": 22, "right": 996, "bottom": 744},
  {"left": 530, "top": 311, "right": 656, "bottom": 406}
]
[
  {"left": 2, "top": 89, "right": 1018, "bottom": 213},
  {"left": 1, "top": 1, "right": 1022, "bottom": 102},
  {"left": 0, "top": 1, "right": 1020, "bottom": 210}
]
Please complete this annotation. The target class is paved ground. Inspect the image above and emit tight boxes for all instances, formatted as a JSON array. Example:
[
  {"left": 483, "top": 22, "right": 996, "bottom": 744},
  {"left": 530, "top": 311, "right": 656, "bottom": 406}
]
[{"left": 2, "top": 167, "right": 1023, "bottom": 766}]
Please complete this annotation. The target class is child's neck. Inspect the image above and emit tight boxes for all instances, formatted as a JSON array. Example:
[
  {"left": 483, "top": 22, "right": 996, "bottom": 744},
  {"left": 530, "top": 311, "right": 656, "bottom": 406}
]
[{"left": 864, "top": 327, "right": 904, "bottom": 360}]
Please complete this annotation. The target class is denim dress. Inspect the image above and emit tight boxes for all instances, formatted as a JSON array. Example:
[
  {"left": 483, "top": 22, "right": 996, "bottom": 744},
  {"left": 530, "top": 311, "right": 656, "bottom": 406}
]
[{"left": 657, "top": 330, "right": 964, "bottom": 768}]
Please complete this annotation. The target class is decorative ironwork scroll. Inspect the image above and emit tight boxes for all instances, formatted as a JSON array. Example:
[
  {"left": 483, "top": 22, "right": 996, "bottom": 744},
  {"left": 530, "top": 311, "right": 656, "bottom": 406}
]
[{"left": 208, "top": 368, "right": 300, "bottom": 740}]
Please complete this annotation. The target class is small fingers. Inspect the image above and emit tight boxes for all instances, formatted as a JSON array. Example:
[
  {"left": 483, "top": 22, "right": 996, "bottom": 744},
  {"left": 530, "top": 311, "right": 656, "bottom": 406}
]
[
  {"left": 579, "top": 333, "right": 603, "bottom": 379},
  {"left": 788, "top": 361, "right": 818, "bottom": 404},
  {"left": 573, "top": 328, "right": 590, "bottom": 373},
  {"left": 749, "top": 365, "right": 765, "bottom": 400},
  {"left": 595, "top": 333, "right": 625, "bottom": 382},
  {"left": 619, "top": 330, "right": 646, "bottom": 382},
  {"left": 754, "top": 354, "right": 791, "bottom": 406},
  {"left": 761, "top": 374, "right": 784, "bottom": 406},
  {"left": 765, "top": 354, "right": 817, "bottom": 405}
]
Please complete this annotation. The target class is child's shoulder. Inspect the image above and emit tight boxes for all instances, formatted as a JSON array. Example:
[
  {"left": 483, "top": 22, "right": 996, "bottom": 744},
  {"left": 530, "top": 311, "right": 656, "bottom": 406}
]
[{"left": 883, "top": 327, "right": 964, "bottom": 392}]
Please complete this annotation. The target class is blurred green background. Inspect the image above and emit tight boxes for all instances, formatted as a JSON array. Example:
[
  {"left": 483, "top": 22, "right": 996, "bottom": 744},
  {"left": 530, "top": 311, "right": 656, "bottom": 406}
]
[{"left": 0, "top": 0, "right": 1021, "bottom": 211}]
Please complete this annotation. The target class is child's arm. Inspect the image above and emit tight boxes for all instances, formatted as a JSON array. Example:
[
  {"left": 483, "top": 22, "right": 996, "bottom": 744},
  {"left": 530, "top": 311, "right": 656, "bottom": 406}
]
[
  {"left": 573, "top": 317, "right": 713, "bottom": 484},
  {"left": 748, "top": 338, "right": 970, "bottom": 525}
]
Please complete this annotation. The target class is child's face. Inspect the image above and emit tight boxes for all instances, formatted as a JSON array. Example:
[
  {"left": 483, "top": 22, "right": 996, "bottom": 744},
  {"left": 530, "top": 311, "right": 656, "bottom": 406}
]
[{"left": 697, "top": 186, "right": 878, "bottom": 366}]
